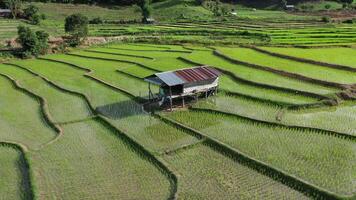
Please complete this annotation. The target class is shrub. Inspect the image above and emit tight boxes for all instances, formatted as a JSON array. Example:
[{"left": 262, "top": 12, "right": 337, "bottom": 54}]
[
  {"left": 321, "top": 16, "right": 331, "bottom": 23},
  {"left": 137, "top": 0, "right": 152, "bottom": 23},
  {"left": 65, "top": 13, "right": 88, "bottom": 46},
  {"left": 342, "top": 18, "right": 356, "bottom": 23},
  {"left": 29, "top": 13, "right": 40, "bottom": 24},
  {"left": 23, "top": 4, "right": 38, "bottom": 19},
  {"left": 4, "top": 0, "right": 22, "bottom": 19},
  {"left": 40, "top": 13, "right": 46, "bottom": 20},
  {"left": 324, "top": 4, "right": 331, "bottom": 10},
  {"left": 89, "top": 17, "right": 103, "bottom": 24},
  {"left": 195, "top": 0, "right": 204, "bottom": 5},
  {"left": 23, "top": 4, "right": 43, "bottom": 24},
  {"left": 17, "top": 25, "right": 49, "bottom": 57}
]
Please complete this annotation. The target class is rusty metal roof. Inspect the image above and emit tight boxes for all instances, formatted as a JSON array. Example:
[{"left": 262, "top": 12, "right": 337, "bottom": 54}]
[{"left": 144, "top": 66, "right": 221, "bottom": 86}]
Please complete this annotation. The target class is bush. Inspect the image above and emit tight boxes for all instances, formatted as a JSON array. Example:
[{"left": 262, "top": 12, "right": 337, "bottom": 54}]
[
  {"left": 89, "top": 17, "right": 103, "bottom": 24},
  {"left": 195, "top": 0, "right": 204, "bottom": 5},
  {"left": 138, "top": 0, "right": 152, "bottom": 23},
  {"left": 17, "top": 25, "right": 49, "bottom": 58},
  {"left": 29, "top": 14, "right": 40, "bottom": 24},
  {"left": 342, "top": 18, "right": 356, "bottom": 24},
  {"left": 321, "top": 16, "right": 331, "bottom": 23},
  {"left": 23, "top": 4, "right": 43, "bottom": 24},
  {"left": 325, "top": 4, "right": 331, "bottom": 10},
  {"left": 65, "top": 13, "right": 88, "bottom": 46},
  {"left": 23, "top": 4, "right": 38, "bottom": 19},
  {"left": 40, "top": 13, "right": 46, "bottom": 20}
]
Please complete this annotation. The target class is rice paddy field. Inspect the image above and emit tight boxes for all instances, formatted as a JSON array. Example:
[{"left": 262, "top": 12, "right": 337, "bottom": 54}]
[{"left": 0, "top": 42, "right": 355, "bottom": 199}]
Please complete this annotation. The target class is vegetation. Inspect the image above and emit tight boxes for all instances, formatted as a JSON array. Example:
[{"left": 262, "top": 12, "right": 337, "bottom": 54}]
[
  {"left": 64, "top": 13, "right": 88, "bottom": 46},
  {"left": 17, "top": 25, "right": 49, "bottom": 57},
  {"left": 1, "top": 0, "right": 356, "bottom": 198},
  {"left": 4, "top": 0, "right": 22, "bottom": 19}
]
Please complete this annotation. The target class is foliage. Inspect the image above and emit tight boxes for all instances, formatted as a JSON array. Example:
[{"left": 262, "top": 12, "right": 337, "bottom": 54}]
[
  {"left": 89, "top": 17, "right": 103, "bottom": 24},
  {"left": 23, "top": 4, "right": 42, "bottom": 24},
  {"left": 321, "top": 16, "right": 331, "bottom": 23},
  {"left": 4, "top": 0, "right": 22, "bottom": 19},
  {"left": 23, "top": 4, "right": 38, "bottom": 19},
  {"left": 138, "top": 0, "right": 152, "bottom": 23},
  {"left": 64, "top": 13, "right": 88, "bottom": 46},
  {"left": 17, "top": 25, "right": 49, "bottom": 57}
]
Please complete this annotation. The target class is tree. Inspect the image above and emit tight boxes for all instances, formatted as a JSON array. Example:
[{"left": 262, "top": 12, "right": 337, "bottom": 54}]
[
  {"left": 17, "top": 25, "right": 49, "bottom": 57},
  {"left": 138, "top": 0, "right": 152, "bottom": 23},
  {"left": 64, "top": 13, "right": 88, "bottom": 46},
  {"left": 340, "top": 0, "right": 353, "bottom": 4},
  {"left": 24, "top": 4, "right": 41, "bottom": 24},
  {"left": 195, "top": 0, "right": 204, "bottom": 6},
  {"left": 23, "top": 4, "right": 38, "bottom": 18},
  {"left": 5, "top": 0, "right": 22, "bottom": 19}
]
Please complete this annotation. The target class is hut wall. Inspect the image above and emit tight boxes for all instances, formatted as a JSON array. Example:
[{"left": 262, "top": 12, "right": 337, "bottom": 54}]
[{"left": 183, "top": 78, "right": 218, "bottom": 94}]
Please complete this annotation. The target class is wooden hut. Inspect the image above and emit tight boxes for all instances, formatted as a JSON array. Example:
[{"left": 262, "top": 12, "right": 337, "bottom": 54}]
[{"left": 144, "top": 66, "right": 221, "bottom": 110}]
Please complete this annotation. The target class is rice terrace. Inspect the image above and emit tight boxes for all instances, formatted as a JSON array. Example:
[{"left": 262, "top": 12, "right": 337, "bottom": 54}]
[{"left": 0, "top": 0, "right": 356, "bottom": 199}]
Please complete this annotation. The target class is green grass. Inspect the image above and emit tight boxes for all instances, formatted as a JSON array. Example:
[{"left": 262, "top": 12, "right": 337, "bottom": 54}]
[
  {"left": 30, "top": 119, "right": 171, "bottom": 199},
  {"left": 216, "top": 47, "right": 356, "bottom": 84},
  {"left": 0, "top": 72, "right": 56, "bottom": 150},
  {"left": 34, "top": 2, "right": 140, "bottom": 21},
  {"left": 163, "top": 143, "right": 309, "bottom": 199},
  {"left": 0, "top": 146, "right": 31, "bottom": 200},
  {"left": 166, "top": 110, "right": 356, "bottom": 195},
  {"left": 261, "top": 47, "right": 356, "bottom": 69},
  {"left": 296, "top": 1, "right": 343, "bottom": 11}
]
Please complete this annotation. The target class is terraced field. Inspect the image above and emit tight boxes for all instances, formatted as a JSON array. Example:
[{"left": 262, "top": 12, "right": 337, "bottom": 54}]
[{"left": 0, "top": 43, "right": 355, "bottom": 199}]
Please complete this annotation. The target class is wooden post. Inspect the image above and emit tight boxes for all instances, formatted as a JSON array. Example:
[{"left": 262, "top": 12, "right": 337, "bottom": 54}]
[
  {"left": 205, "top": 90, "right": 208, "bottom": 99},
  {"left": 169, "top": 86, "right": 173, "bottom": 111},
  {"left": 148, "top": 82, "right": 151, "bottom": 101},
  {"left": 182, "top": 96, "right": 185, "bottom": 107}
]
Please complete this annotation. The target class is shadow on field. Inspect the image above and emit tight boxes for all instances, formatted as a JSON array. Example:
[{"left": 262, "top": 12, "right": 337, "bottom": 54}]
[{"left": 96, "top": 99, "right": 144, "bottom": 119}]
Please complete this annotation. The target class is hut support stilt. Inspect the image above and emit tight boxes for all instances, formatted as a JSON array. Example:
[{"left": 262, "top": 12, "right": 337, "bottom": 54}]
[{"left": 169, "top": 86, "right": 173, "bottom": 111}]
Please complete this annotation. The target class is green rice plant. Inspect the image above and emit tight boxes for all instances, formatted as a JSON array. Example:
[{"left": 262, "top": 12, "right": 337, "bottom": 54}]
[
  {"left": 216, "top": 47, "right": 356, "bottom": 85},
  {"left": 282, "top": 101, "right": 356, "bottom": 136},
  {"left": 0, "top": 146, "right": 31, "bottom": 200},
  {"left": 104, "top": 110, "right": 200, "bottom": 154},
  {"left": 0, "top": 64, "right": 92, "bottom": 123},
  {"left": 192, "top": 94, "right": 281, "bottom": 122},
  {"left": 261, "top": 47, "right": 356, "bottom": 69},
  {"left": 0, "top": 74, "right": 56, "bottom": 150},
  {"left": 11, "top": 58, "right": 198, "bottom": 153},
  {"left": 162, "top": 143, "right": 308, "bottom": 199},
  {"left": 42, "top": 54, "right": 151, "bottom": 97},
  {"left": 196, "top": 93, "right": 356, "bottom": 136},
  {"left": 10, "top": 59, "right": 129, "bottom": 108},
  {"left": 72, "top": 47, "right": 192, "bottom": 72},
  {"left": 30, "top": 119, "right": 171, "bottom": 199},
  {"left": 182, "top": 50, "right": 337, "bottom": 95},
  {"left": 219, "top": 76, "right": 317, "bottom": 105},
  {"left": 166, "top": 110, "right": 356, "bottom": 195}
]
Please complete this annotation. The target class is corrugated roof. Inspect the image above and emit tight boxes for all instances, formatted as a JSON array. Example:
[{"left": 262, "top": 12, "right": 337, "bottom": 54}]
[
  {"left": 145, "top": 66, "right": 221, "bottom": 86},
  {"left": 156, "top": 72, "right": 185, "bottom": 86}
]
